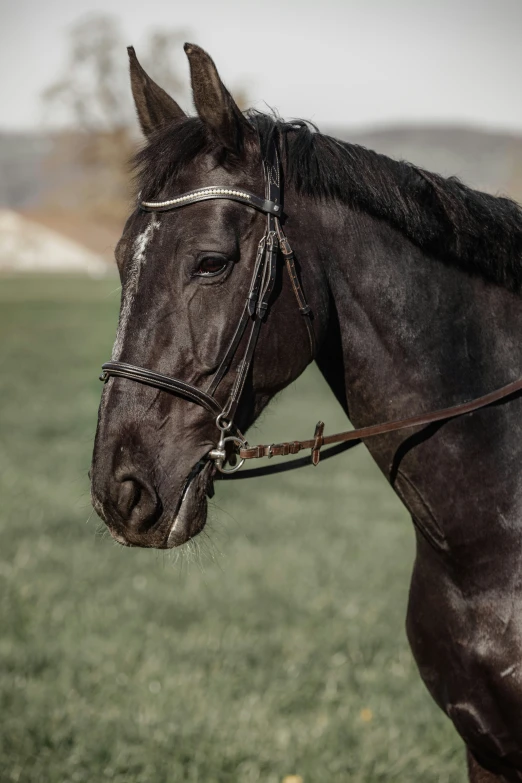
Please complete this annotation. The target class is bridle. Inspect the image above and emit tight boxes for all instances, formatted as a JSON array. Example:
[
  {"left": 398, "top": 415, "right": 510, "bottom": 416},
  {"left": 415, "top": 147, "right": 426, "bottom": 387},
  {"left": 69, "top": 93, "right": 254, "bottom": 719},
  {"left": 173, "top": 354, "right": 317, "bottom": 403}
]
[
  {"left": 100, "top": 139, "right": 522, "bottom": 478},
  {"left": 101, "top": 140, "right": 315, "bottom": 474}
]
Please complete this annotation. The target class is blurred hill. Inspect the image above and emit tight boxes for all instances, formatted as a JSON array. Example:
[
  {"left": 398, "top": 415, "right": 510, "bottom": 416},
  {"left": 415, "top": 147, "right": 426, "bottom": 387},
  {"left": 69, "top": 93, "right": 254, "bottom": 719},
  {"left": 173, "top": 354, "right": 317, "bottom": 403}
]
[{"left": 1, "top": 124, "right": 521, "bottom": 265}]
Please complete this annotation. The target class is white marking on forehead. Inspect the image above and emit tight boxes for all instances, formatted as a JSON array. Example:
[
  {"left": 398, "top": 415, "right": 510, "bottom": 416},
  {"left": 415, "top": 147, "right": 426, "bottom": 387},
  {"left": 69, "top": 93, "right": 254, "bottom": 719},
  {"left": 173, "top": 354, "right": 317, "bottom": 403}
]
[{"left": 111, "top": 215, "right": 159, "bottom": 361}]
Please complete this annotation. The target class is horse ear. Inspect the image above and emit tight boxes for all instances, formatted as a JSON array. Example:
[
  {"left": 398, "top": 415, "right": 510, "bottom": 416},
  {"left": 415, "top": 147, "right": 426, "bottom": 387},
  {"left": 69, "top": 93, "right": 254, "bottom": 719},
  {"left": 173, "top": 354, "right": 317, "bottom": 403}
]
[
  {"left": 128, "top": 46, "right": 186, "bottom": 137},
  {"left": 184, "top": 43, "right": 250, "bottom": 154}
]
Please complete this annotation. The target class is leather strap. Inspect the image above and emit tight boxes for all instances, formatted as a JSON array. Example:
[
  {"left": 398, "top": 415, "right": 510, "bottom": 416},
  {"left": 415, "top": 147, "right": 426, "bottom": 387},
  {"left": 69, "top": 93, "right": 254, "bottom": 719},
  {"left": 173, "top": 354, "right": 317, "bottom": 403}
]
[
  {"left": 239, "top": 375, "right": 522, "bottom": 465},
  {"left": 206, "top": 301, "right": 250, "bottom": 397},
  {"left": 100, "top": 362, "right": 223, "bottom": 416},
  {"left": 218, "top": 141, "right": 284, "bottom": 422},
  {"left": 276, "top": 224, "right": 315, "bottom": 357},
  {"left": 206, "top": 139, "right": 312, "bottom": 426},
  {"left": 220, "top": 440, "right": 362, "bottom": 480}
]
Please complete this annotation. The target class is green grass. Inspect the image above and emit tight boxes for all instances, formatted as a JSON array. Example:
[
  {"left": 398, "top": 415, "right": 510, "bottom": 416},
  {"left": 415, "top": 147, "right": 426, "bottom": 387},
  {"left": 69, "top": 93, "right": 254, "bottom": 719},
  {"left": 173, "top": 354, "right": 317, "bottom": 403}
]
[{"left": 0, "top": 275, "right": 464, "bottom": 783}]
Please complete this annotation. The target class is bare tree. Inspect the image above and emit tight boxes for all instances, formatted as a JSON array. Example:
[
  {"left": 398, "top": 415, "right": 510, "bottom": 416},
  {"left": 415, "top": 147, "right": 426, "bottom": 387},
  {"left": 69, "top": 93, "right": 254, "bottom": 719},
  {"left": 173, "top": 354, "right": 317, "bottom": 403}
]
[{"left": 41, "top": 15, "right": 190, "bottom": 223}]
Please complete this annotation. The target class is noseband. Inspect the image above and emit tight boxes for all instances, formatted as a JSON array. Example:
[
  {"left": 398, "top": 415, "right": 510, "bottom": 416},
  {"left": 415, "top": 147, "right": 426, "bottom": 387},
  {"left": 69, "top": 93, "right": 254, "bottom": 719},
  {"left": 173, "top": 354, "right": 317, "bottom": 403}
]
[{"left": 100, "top": 140, "right": 522, "bottom": 477}]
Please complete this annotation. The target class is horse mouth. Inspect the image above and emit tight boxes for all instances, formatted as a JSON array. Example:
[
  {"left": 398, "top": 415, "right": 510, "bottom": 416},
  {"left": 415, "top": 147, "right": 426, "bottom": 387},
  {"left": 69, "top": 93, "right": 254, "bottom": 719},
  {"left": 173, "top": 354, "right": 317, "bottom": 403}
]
[
  {"left": 96, "top": 455, "right": 215, "bottom": 550},
  {"left": 165, "top": 459, "right": 214, "bottom": 548}
]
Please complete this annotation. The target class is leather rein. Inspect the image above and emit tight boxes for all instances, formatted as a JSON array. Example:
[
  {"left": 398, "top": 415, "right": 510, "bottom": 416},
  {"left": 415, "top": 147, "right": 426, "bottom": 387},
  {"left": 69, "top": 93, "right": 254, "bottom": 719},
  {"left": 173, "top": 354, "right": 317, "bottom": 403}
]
[{"left": 100, "top": 141, "right": 522, "bottom": 479}]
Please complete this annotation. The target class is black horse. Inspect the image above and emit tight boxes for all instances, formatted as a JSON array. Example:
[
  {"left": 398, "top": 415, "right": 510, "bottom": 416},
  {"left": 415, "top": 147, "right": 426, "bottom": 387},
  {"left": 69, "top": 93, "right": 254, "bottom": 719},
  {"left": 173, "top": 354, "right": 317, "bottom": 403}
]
[{"left": 91, "top": 43, "right": 522, "bottom": 781}]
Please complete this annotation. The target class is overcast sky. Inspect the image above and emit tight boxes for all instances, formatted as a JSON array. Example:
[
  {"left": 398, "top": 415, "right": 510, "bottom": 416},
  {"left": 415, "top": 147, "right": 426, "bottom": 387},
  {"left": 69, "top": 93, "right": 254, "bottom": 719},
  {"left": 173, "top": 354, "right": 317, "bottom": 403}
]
[{"left": 2, "top": 0, "right": 522, "bottom": 133}]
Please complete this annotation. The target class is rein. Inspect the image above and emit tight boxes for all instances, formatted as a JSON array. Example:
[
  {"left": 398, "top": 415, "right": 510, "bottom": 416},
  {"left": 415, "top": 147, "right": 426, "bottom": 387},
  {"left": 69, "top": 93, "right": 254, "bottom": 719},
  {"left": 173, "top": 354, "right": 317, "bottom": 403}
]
[{"left": 100, "top": 141, "right": 522, "bottom": 478}]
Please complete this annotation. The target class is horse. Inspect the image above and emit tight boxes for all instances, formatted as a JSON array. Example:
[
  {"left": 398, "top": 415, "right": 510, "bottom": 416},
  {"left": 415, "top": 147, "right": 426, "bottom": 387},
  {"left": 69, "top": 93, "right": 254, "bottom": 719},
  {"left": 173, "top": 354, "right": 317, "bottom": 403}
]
[{"left": 90, "top": 43, "right": 522, "bottom": 781}]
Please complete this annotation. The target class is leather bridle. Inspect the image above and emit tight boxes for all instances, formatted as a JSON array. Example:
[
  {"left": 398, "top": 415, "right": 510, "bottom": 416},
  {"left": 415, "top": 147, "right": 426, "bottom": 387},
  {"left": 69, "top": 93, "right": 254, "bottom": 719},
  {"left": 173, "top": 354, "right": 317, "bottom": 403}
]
[
  {"left": 101, "top": 140, "right": 315, "bottom": 474},
  {"left": 100, "top": 140, "right": 522, "bottom": 478}
]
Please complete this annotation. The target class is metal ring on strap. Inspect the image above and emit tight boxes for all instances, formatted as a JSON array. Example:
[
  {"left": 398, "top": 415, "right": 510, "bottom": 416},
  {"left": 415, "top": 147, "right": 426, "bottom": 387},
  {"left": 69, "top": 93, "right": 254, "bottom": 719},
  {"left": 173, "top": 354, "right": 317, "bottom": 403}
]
[{"left": 208, "top": 435, "right": 247, "bottom": 474}]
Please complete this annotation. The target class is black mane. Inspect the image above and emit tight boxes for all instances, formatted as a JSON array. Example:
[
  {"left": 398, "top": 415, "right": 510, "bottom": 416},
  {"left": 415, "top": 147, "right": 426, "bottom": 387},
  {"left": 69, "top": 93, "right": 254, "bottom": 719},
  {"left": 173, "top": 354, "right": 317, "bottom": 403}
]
[{"left": 135, "top": 112, "right": 522, "bottom": 291}]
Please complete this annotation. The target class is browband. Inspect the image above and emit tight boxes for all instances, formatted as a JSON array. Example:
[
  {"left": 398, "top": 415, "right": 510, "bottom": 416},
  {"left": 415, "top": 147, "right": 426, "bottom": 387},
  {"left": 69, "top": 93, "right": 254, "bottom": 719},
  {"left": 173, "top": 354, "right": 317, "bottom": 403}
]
[{"left": 141, "top": 187, "right": 283, "bottom": 216}]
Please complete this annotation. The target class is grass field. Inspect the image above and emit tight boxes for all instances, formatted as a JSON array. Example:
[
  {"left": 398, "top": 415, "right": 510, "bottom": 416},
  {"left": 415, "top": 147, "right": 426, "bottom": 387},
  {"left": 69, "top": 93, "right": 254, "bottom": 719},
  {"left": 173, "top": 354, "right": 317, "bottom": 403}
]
[{"left": 0, "top": 276, "right": 464, "bottom": 782}]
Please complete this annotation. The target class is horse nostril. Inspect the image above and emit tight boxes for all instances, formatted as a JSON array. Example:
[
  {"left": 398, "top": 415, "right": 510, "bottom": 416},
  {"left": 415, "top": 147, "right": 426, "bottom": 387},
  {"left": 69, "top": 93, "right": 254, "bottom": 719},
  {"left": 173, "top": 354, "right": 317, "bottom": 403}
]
[
  {"left": 118, "top": 479, "right": 140, "bottom": 518},
  {"left": 116, "top": 476, "right": 162, "bottom": 532}
]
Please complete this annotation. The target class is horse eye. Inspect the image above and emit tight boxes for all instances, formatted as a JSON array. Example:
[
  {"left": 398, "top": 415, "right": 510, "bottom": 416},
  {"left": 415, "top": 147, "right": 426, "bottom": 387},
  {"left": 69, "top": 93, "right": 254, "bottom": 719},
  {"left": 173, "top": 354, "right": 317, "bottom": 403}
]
[{"left": 195, "top": 256, "right": 228, "bottom": 277}]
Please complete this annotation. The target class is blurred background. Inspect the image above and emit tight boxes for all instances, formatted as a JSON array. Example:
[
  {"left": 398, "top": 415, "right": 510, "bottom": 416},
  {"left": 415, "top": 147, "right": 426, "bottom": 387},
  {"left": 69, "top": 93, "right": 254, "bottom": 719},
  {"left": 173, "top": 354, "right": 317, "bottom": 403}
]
[{"left": 1, "top": 1, "right": 521, "bottom": 781}]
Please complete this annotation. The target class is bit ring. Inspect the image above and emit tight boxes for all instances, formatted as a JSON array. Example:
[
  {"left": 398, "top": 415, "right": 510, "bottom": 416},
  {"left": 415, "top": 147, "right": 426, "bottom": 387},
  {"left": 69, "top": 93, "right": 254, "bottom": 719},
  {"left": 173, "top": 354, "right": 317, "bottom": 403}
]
[{"left": 212, "top": 435, "right": 246, "bottom": 474}]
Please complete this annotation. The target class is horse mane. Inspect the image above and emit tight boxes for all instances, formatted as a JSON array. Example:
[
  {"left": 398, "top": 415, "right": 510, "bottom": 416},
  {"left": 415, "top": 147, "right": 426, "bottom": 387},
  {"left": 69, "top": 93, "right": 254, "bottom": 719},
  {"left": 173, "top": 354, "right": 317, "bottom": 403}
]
[{"left": 134, "top": 111, "right": 522, "bottom": 291}]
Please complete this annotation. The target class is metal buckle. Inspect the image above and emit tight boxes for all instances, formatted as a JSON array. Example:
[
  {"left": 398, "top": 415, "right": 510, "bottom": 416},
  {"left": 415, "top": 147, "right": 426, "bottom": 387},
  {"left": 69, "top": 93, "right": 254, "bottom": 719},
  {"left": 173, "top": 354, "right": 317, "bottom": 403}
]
[{"left": 266, "top": 231, "right": 278, "bottom": 251}]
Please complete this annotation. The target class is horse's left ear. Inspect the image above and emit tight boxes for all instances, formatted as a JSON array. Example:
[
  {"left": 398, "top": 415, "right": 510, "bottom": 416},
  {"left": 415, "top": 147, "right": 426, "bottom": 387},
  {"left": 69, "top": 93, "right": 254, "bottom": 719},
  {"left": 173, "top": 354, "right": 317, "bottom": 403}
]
[{"left": 184, "top": 43, "right": 251, "bottom": 154}]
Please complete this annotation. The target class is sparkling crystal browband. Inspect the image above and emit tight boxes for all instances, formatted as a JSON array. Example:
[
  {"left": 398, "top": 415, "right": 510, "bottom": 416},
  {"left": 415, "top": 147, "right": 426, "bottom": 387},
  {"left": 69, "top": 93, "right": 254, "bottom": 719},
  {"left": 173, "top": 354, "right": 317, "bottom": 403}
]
[
  {"left": 140, "top": 186, "right": 282, "bottom": 216},
  {"left": 141, "top": 189, "right": 252, "bottom": 208}
]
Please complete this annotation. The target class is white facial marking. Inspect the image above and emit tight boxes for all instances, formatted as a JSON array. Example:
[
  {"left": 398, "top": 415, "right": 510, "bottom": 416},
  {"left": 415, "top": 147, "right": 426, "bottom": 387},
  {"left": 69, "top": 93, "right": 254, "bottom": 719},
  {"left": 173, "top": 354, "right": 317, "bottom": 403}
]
[{"left": 111, "top": 215, "right": 159, "bottom": 361}]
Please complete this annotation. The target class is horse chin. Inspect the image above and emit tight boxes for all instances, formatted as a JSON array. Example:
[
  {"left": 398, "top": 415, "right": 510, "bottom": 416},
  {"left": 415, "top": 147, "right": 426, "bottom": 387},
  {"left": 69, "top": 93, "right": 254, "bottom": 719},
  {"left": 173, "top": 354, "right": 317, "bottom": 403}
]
[{"left": 165, "top": 460, "right": 214, "bottom": 548}]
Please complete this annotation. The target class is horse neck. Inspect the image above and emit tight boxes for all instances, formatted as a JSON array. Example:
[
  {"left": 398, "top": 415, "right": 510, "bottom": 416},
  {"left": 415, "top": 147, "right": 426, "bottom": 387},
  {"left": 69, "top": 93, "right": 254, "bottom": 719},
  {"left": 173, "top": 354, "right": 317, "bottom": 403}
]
[{"left": 289, "top": 194, "right": 522, "bottom": 483}]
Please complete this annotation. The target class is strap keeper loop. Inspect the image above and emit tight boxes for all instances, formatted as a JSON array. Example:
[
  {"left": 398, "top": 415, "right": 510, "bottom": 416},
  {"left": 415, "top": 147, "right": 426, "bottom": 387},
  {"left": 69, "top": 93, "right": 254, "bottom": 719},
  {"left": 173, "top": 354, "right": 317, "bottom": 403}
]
[
  {"left": 247, "top": 293, "right": 258, "bottom": 317},
  {"left": 311, "top": 421, "right": 325, "bottom": 466},
  {"left": 266, "top": 232, "right": 279, "bottom": 251},
  {"left": 279, "top": 237, "right": 293, "bottom": 257}
]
